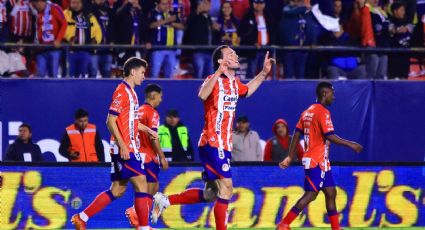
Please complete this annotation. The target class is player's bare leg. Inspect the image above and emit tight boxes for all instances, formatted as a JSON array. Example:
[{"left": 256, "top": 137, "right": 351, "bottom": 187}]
[
  {"left": 323, "top": 187, "right": 341, "bottom": 230},
  {"left": 130, "top": 175, "right": 152, "bottom": 230},
  {"left": 276, "top": 191, "right": 318, "bottom": 230},
  {"left": 126, "top": 182, "right": 159, "bottom": 228},
  {"left": 71, "top": 180, "right": 128, "bottom": 230},
  {"left": 214, "top": 178, "right": 233, "bottom": 230}
]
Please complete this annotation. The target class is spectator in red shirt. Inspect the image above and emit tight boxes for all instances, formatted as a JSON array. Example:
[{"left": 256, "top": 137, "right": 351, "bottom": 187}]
[
  {"left": 9, "top": 0, "right": 33, "bottom": 43},
  {"left": 263, "top": 119, "right": 303, "bottom": 162},
  {"left": 30, "top": 0, "right": 67, "bottom": 77}
]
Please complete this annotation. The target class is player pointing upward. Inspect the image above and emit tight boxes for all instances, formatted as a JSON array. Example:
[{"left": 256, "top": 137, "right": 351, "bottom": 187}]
[
  {"left": 150, "top": 45, "right": 275, "bottom": 230},
  {"left": 277, "top": 81, "right": 363, "bottom": 230}
]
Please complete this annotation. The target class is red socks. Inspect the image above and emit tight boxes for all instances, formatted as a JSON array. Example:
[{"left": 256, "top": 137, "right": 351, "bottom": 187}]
[
  {"left": 214, "top": 198, "right": 229, "bottom": 230},
  {"left": 169, "top": 188, "right": 206, "bottom": 205},
  {"left": 328, "top": 210, "right": 341, "bottom": 230},
  {"left": 279, "top": 206, "right": 301, "bottom": 226},
  {"left": 83, "top": 190, "right": 116, "bottom": 219},
  {"left": 134, "top": 192, "right": 153, "bottom": 227}
]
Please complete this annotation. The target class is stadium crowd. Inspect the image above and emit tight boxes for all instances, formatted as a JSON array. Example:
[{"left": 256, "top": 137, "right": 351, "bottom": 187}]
[{"left": 0, "top": 0, "right": 424, "bottom": 79}]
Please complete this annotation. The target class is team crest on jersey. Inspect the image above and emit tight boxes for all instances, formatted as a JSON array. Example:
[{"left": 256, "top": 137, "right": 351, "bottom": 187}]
[{"left": 222, "top": 163, "right": 230, "bottom": 172}]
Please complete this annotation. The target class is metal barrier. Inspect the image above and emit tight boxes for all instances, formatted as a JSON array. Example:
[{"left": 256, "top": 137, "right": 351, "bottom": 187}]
[{"left": 2, "top": 43, "right": 425, "bottom": 79}]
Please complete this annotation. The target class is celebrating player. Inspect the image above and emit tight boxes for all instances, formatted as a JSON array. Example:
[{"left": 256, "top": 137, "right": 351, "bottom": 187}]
[
  {"left": 150, "top": 45, "right": 275, "bottom": 230},
  {"left": 71, "top": 57, "right": 154, "bottom": 230},
  {"left": 125, "top": 84, "right": 169, "bottom": 228},
  {"left": 277, "top": 82, "right": 363, "bottom": 230}
]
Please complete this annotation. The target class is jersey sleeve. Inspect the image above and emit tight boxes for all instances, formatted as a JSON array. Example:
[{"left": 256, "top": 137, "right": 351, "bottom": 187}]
[
  {"left": 109, "top": 90, "right": 127, "bottom": 116},
  {"left": 236, "top": 78, "right": 248, "bottom": 97},
  {"left": 320, "top": 110, "right": 335, "bottom": 136}
]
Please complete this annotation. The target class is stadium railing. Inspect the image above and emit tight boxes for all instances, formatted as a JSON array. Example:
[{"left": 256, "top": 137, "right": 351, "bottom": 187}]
[{"left": 2, "top": 43, "right": 425, "bottom": 79}]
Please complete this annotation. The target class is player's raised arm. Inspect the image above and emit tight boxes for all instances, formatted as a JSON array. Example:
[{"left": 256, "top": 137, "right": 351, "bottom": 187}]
[
  {"left": 246, "top": 51, "right": 276, "bottom": 97},
  {"left": 326, "top": 134, "right": 363, "bottom": 153},
  {"left": 198, "top": 61, "right": 227, "bottom": 100},
  {"left": 106, "top": 114, "right": 130, "bottom": 160},
  {"left": 279, "top": 131, "right": 302, "bottom": 169}
]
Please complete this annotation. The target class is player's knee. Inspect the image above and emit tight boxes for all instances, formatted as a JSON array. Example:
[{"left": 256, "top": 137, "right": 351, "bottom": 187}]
[
  {"left": 111, "top": 187, "right": 126, "bottom": 198},
  {"left": 308, "top": 192, "right": 318, "bottom": 202},
  {"left": 324, "top": 188, "right": 337, "bottom": 200},
  {"left": 203, "top": 181, "right": 219, "bottom": 202}
]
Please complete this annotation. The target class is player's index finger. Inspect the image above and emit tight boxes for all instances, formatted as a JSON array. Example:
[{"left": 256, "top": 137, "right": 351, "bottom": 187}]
[{"left": 265, "top": 51, "right": 269, "bottom": 60}]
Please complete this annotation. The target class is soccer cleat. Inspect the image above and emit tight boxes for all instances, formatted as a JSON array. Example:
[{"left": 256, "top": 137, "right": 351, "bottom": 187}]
[
  {"left": 151, "top": 192, "right": 170, "bottom": 224},
  {"left": 125, "top": 206, "right": 139, "bottom": 228},
  {"left": 276, "top": 223, "right": 290, "bottom": 230},
  {"left": 71, "top": 214, "right": 87, "bottom": 230}
]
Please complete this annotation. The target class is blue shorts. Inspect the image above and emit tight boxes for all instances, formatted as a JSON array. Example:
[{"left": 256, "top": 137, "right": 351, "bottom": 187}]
[
  {"left": 199, "top": 144, "right": 232, "bottom": 181},
  {"left": 304, "top": 166, "right": 335, "bottom": 192},
  {"left": 110, "top": 153, "right": 146, "bottom": 181},
  {"left": 145, "top": 160, "right": 160, "bottom": 183}
]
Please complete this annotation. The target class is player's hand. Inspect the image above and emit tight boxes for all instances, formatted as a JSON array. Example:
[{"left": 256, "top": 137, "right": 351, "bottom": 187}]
[
  {"left": 260, "top": 51, "right": 276, "bottom": 77},
  {"left": 215, "top": 57, "right": 229, "bottom": 76},
  {"left": 350, "top": 142, "right": 363, "bottom": 153},
  {"left": 279, "top": 156, "right": 292, "bottom": 169},
  {"left": 69, "top": 151, "right": 79, "bottom": 159},
  {"left": 148, "top": 129, "right": 158, "bottom": 140},
  {"left": 160, "top": 157, "right": 169, "bottom": 170},
  {"left": 120, "top": 145, "right": 130, "bottom": 160}
]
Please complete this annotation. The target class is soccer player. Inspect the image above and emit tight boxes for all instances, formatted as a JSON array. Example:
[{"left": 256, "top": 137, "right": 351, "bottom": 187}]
[
  {"left": 125, "top": 84, "right": 169, "bottom": 228},
  {"left": 151, "top": 45, "right": 275, "bottom": 230},
  {"left": 71, "top": 57, "right": 154, "bottom": 230},
  {"left": 276, "top": 82, "right": 363, "bottom": 230}
]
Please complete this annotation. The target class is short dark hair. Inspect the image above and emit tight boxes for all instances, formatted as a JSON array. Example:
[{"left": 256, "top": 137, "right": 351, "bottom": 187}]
[
  {"left": 75, "top": 108, "right": 89, "bottom": 119},
  {"left": 391, "top": 2, "right": 405, "bottom": 13},
  {"left": 145, "top": 84, "right": 162, "bottom": 96},
  {"left": 166, "top": 109, "right": 179, "bottom": 117},
  {"left": 212, "top": 45, "right": 230, "bottom": 70},
  {"left": 123, "top": 57, "right": 148, "bottom": 77},
  {"left": 19, "top": 123, "right": 32, "bottom": 133},
  {"left": 316, "top": 82, "right": 333, "bottom": 98}
]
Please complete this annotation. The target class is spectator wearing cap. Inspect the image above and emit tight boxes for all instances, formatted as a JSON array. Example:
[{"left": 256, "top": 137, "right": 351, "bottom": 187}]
[
  {"left": 5, "top": 123, "right": 44, "bottom": 162},
  {"left": 59, "top": 109, "right": 104, "bottom": 162},
  {"left": 238, "top": 0, "right": 274, "bottom": 79},
  {"left": 158, "top": 109, "right": 194, "bottom": 162},
  {"left": 263, "top": 118, "right": 303, "bottom": 162},
  {"left": 232, "top": 116, "right": 263, "bottom": 161}
]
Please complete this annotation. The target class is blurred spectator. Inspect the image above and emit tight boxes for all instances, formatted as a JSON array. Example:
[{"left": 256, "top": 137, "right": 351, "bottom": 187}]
[
  {"left": 263, "top": 119, "right": 303, "bottom": 162},
  {"left": 278, "top": 0, "right": 310, "bottom": 79},
  {"left": 209, "top": 0, "right": 221, "bottom": 20},
  {"left": 215, "top": 1, "right": 240, "bottom": 46},
  {"left": 115, "top": 0, "right": 150, "bottom": 68},
  {"left": 232, "top": 116, "right": 263, "bottom": 162},
  {"left": 184, "top": 0, "right": 219, "bottom": 78},
  {"left": 9, "top": 0, "right": 34, "bottom": 43},
  {"left": 88, "top": 0, "right": 115, "bottom": 78},
  {"left": 238, "top": 0, "right": 274, "bottom": 78},
  {"left": 0, "top": 0, "right": 9, "bottom": 43},
  {"left": 347, "top": 0, "right": 375, "bottom": 47},
  {"left": 170, "top": 0, "right": 190, "bottom": 68},
  {"left": 388, "top": 2, "right": 413, "bottom": 79},
  {"left": 222, "top": 0, "right": 250, "bottom": 21},
  {"left": 367, "top": 0, "right": 390, "bottom": 79},
  {"left": 30, "top": 0, "right": 67, "bottom": 78},
  {"left": 158, "top": 109, "right": 194, "bottom": 162},
  {"left": 325, "top": 24, "right": 366, "bottom": 79},
  {"left": 5, "top": 123, "right": 43, "bottom": 162},
  {"left": 64, "top": 0, "right": 102, "bottom": 78},
  {"left": 148, "top": 0, "right": 184, "bottom": 78},
  {"left": 0, "top": 50, "right": 28, "bottom": 77},
  {"left": 59, "top": 108, "right": 104, "bottom": 162},
  {"left": 399, "top": 0, "right": 416, "bottom": 24}
]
